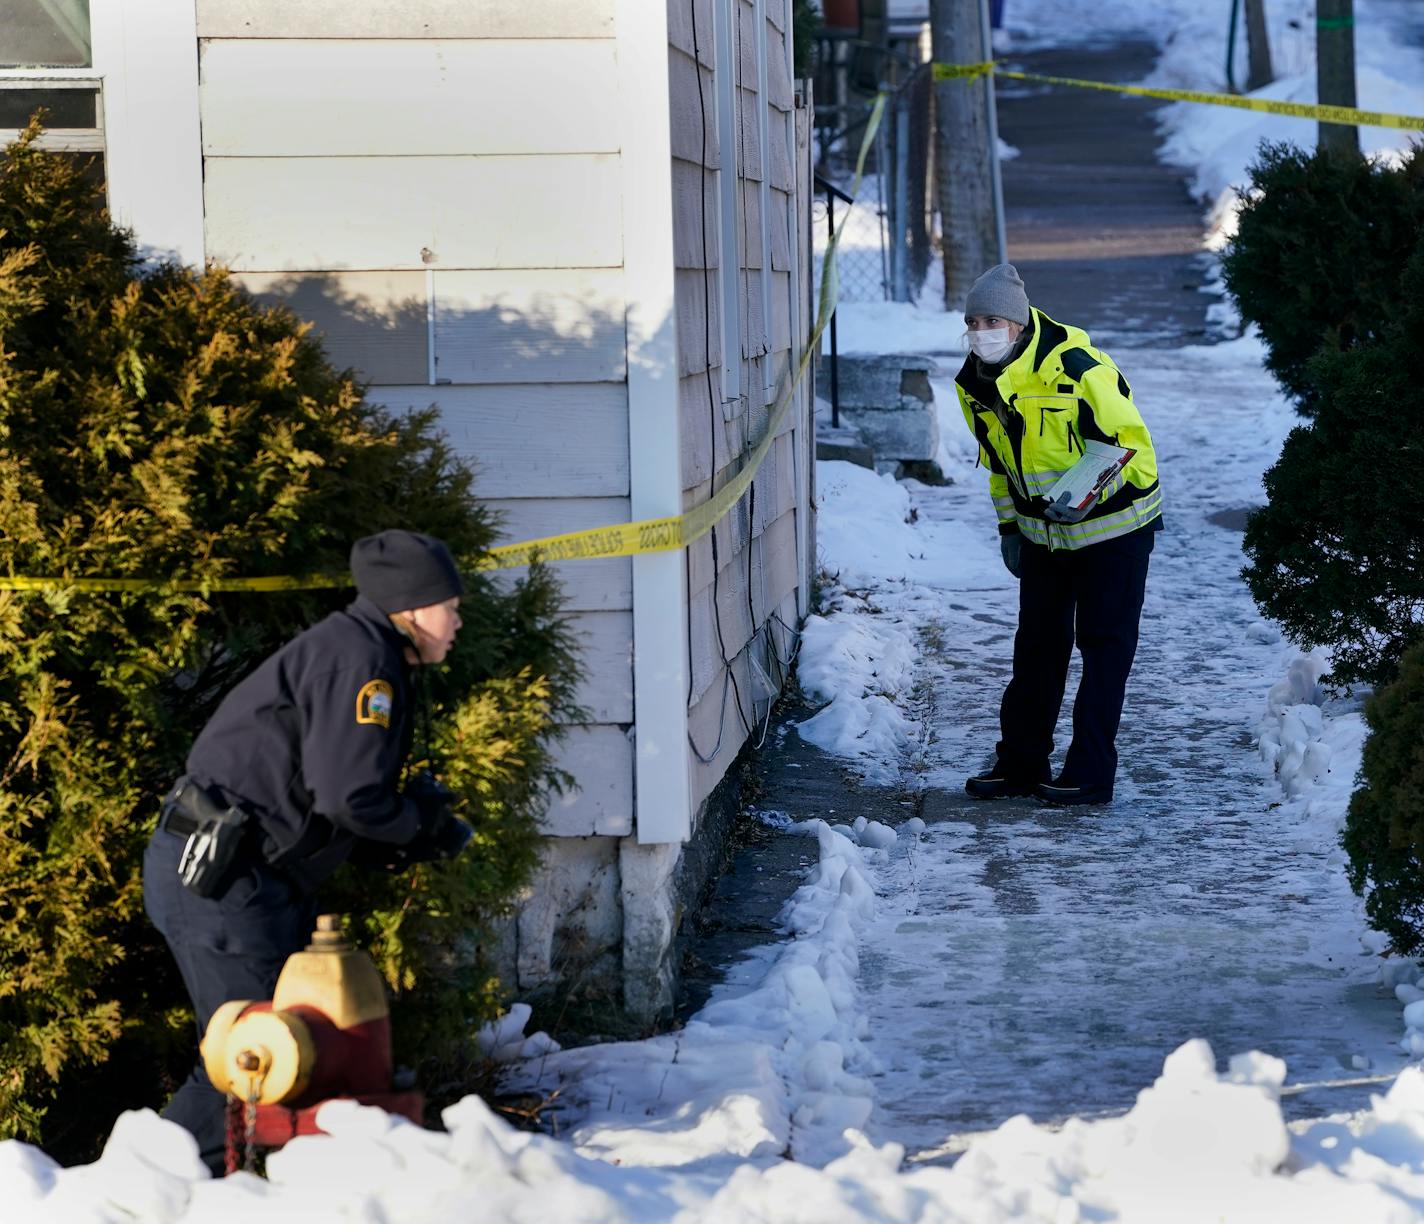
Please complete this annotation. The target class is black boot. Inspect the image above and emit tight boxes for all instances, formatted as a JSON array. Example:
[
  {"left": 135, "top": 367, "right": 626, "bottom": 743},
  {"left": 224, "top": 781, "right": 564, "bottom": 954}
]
[
  {"left": 1035, "top": 779, "right": 1114, "bottom": 806},
  {"left": 965, "top": 764, "right": 1042, "bottom": 800}
]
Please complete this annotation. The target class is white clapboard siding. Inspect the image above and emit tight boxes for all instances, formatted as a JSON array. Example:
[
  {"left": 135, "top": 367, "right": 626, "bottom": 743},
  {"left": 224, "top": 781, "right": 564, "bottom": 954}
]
[
  {"left": 688, "top": 643, "right": 754, "bottom": 806},
  {"left": 205, "top": 155, "right": 622, "bottom": 272},
  {"left": 484, "top": 497, "right": 632, "bottom": 613},
  {"left": 740, "top": 182, "right": 764, "bottom": 269},
  {"left": 544, "top": 725, "right": 633, "bottom": 837},
  {"left": 371, "top": 384, "right": 628, "bottom": 498},
  {"left": 668, "top": 46, "right": 718, "bottom": 169},
  {"left": 433, "top": 269, "right": 626, "bottom": 385},
  {"left": 769, "top": 187, "right": 791, "bottom": 272},
  {"left": 666, "top": 0, "right": 714, "bottom": 67},
  {"left": 678, "top": 373, "right": 715, "bottom": 490},
  {"left": 737, "top": 86, "right": 763, "bottom": 183},
  {"left": 231, "top": 270, "right": 428, "bottom": 385},
  {"left": 200, "top": 41, "right": 619, "bottom": 158},
  {"left": 771, "top": 270, "right": 793, "bottom": 352},
  {"left": 767, "top": 22, "right": 795, "bottom": 111},
  {"left": 565, "top": 611, "right": 633, "bottom": 724},
  {"left": 767, "top": 113, "right": 794, "bottom": 192},
  {"left": 672, "top": 158, "right": 720, "bottom": 271},
  {"left": 674, "top": 267, "right": 721, "bottom": 377},
  {"left": 757, "top": 509, "right": 801, "bottom": 613},
  {"left": 196, "top": 0, "right": 614, "bottom": 39},
  {"left": 742, "top": 267, "right": 767, "bottom": 357}
]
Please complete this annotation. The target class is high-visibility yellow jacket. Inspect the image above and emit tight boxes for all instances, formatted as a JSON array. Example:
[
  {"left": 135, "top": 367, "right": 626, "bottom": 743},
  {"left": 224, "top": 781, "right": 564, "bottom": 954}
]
[{"left": 954, "top": 308, "right": 1162, "bottom": 550}]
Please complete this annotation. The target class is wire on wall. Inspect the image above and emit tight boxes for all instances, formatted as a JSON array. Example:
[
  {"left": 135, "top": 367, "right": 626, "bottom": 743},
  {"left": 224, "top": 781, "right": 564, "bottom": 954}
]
[{"left": 687, "top": 0, "right": 755, "bottom": 764}]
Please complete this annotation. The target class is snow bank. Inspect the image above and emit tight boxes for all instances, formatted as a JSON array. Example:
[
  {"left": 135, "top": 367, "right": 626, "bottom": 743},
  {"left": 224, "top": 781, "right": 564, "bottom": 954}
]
[
  {"left": 797, "top": 614, "right": 917, "bottom": 786},
  {"left": 6, "top": 654, "right": 1423, "bottom": 1220},
  {"left": 796, "top": 462, "right": 928, "bottom": 784},
  {"left": 1150, "top": 0, "right": 1424, "bottom": 248},
  {"left": 1252, "top": 653, "right": 1424, "bottom": 1068},
  {"left": 819, "top": 300, "right": 967, "bottom": 358},
  {"left": 22, "top": 1034, "right": 1424, "bottom": 1222}
]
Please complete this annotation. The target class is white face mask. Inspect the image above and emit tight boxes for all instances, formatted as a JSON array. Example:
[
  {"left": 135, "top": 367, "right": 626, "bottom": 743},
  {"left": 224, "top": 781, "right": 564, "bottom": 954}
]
[{"left": 969, "top": 327, "right": 1014, "bottom": 364}]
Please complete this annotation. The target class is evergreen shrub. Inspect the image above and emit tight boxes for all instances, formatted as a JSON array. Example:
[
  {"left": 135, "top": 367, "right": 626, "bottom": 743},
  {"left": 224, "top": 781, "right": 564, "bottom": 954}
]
[
  {"left": 1221, "top": 142, "right": 1424, "bottom": 414},
  {"left": 1343, "top": 639, "right": 1424, "bottom": 953},
  {"left": 0, "top": 123, "right": 581, "bottom": 1156},
  {"left": 1241, "top": 247, "right": 1424, "bottom": 687}
]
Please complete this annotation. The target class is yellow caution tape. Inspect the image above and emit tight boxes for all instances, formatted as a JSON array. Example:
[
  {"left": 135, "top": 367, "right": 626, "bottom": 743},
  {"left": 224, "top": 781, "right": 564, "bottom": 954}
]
[
  {"left": 481, "top": 94, "right": 888, "bottom": 572},
  {"left": 0, "top": 573, "right": 351, "bottom": 594},
  {"left": 0, "top": 95, "right": 889, "bottom": 594},
  {"left": 933, "top": 60, "right": 1424, "bottom": 131}
]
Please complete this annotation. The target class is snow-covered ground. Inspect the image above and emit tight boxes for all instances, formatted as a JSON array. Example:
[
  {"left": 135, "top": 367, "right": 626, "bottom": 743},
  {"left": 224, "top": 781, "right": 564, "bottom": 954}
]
[
  {"left": 819, "top": 338, "right": 1409, "bottom": 1165},
  {"left": 8, "top": 5, "right": 1424, "bottom": 1221},
  {"left": 14, "top": 334, "right": 1423, "bottom": 1218},
  {"left": 825, "top": 0, "right": 1424, "bottom": 354}
]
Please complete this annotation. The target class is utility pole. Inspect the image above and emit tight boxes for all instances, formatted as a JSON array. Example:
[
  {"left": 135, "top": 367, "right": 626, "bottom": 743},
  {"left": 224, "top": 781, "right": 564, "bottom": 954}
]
[
  {"left": 1244, "top": 0, "right": 1274, "bottom": 92},
  {"left": 1317, "top": 0, "right": 1359, "bottom": 156},
  {"left": 930, "top": 0, "right": 1003, "bottom": 308}
]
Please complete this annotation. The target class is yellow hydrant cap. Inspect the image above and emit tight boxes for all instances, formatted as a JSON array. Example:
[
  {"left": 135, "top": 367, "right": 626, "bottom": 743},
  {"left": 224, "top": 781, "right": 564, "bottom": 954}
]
[{"left": 221, "top": 1009, "right": 315, "bottom": 1104}]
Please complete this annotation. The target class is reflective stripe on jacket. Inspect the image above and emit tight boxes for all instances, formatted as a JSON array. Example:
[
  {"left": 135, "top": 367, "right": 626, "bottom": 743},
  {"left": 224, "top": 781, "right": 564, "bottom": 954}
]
[{"left": 954, "top": 308, "right": 1162, "bottom": 550}]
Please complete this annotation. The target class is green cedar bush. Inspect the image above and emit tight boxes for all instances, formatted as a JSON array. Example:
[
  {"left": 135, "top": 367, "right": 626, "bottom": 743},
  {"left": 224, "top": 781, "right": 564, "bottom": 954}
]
[
  {"left": 1221, "top": 142, "right": 1424, "bottom": 415},
  {"left": 1343, "top": 638, "right": 1424, "bottom": 953},
  {"left": 1241, "top": 246, "right": 1424, "bottom": 687},
  {"left": 0, "top": 123, "right": 581, "bottom": 1156}
]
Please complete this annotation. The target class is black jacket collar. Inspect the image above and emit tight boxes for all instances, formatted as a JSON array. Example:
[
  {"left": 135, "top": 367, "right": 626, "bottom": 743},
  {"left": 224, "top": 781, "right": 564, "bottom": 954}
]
[{"left": 348, "top": 594, "right": 413, "bottom": 658}]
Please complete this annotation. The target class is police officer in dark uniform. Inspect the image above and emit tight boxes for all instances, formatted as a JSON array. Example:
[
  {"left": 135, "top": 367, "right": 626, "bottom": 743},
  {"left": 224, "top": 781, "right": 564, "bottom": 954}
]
[{"left": 143, "top": 529, "right": 472, "bottom": 1174}]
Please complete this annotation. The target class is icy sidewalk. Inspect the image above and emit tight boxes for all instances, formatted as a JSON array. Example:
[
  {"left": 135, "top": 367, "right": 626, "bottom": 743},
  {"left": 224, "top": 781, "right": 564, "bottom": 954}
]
[{"left": 801, "top": 336, "right": 1410, "bottom": 1166}]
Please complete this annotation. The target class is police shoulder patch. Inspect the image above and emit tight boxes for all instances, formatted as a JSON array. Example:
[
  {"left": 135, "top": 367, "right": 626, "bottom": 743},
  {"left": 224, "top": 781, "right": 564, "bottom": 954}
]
[{"left": 355, "top": 678, "right": 394, "bottom": 729}]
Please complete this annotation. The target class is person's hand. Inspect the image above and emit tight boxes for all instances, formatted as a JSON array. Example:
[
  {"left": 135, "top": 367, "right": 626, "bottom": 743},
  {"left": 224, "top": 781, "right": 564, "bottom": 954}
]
[
  {"left": 1043, "top": 492, "right": 1092, "bottom": 524},
  {"left": 428, "top": 812, "right": 473, "bottom": 859},
  {"left": 389, "top": 771, "right": 474, "bottom": 866},
  {"left": 1000, "top": 532, "right": 1022, "bottom": 578},
  {"left": 405, "top": 769, "right": 454, "bottom": 821}
]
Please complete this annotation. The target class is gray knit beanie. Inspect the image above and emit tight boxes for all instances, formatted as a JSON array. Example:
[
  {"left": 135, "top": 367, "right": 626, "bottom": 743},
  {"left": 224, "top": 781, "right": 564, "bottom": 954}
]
[{"left": 964, "top": 263, "right": 1030, "bottom": 326}]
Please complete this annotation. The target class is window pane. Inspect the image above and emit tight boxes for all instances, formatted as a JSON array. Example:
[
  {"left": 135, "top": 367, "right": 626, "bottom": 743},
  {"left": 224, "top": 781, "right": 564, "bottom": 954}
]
[
  {"left": 0, "top": 1, "right": 92, "bottom": 68},
  {"left": 0, "top": 86, "right": 98, "bottom": 128},
  {"left": 50, "top": 149, "right": 104, "bottom": 193}
]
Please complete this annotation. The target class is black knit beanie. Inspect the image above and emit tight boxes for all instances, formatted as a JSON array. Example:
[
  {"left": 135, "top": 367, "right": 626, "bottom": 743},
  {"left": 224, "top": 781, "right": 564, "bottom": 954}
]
[{"left": 350, "top": 530, "right": 465, "bottom": 614}]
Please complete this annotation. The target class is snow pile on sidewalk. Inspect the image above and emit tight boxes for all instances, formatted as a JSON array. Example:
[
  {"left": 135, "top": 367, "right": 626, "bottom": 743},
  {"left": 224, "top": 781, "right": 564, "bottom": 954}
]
[
  {"left": 507, "top": 820, "right": 880, "bottom": 1171},
  {"left": 1252, "top": 653, "right": 1424, "bottom": 1065},
  {"left": 22, "top": 1030, "right": 1424, "bottom": 1221},
  {"left": 798, "top": 611, "right": 917, "bottom": 786},
  {"left": 9, "top": 654, "right": 1424, "bottom": 1219},
  {"left": 797, "top": 462, "right": 928, "bottom": 784},
  {"left": 1255, "top": 648, "right": 1368, "bottom": 866},
  {"left": 0, "top": 820, "right": 885, "bottom": 1221}
]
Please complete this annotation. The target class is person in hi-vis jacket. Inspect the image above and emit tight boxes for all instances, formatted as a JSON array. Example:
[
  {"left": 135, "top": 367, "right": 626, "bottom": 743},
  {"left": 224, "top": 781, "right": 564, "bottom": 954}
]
[{"left": 954, "top": 263, "right": 1163, "bottom": 806}]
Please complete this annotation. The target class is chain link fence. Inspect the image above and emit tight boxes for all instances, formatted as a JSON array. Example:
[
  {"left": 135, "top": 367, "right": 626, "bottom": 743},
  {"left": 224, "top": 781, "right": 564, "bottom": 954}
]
[{"left": 811, "top": 52, "right": 935, "bottom": 305}]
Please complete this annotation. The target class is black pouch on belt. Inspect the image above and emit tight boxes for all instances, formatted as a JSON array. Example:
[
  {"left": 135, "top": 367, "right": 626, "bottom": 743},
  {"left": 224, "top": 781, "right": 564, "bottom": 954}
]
[{"left": 161, "top": 776, "right": 251, "bottom": 899}]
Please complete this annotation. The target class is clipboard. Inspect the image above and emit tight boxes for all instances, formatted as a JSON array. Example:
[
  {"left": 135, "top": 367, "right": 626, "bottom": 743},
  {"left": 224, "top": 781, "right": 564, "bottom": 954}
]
[{"left": 1043, "top": 440, "right": 1135, "bottom": 512}]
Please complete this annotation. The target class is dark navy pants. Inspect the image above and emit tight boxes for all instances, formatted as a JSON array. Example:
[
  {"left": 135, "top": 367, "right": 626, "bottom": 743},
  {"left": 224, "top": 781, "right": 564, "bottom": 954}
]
[
  {"left": 996, "top": 526, "right": 1155, "bottom": 789},
  {"left": 143, "top": 830, "right": 315, "bottom": 1176}
]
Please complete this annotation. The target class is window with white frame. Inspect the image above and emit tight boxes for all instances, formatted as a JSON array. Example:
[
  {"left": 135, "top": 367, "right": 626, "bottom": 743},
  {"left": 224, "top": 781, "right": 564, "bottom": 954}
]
[
  {"left": 2, "top": 0, "right": 91, "bottom": 66},
  {"left": 1, "top": 1, "right": 104, "bottom": 192}
]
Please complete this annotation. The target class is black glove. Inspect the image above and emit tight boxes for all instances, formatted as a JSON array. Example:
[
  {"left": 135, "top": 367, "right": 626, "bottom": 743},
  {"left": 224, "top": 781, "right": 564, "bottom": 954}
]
[
  {"left": 427, "top": 811, "right": 473, "bottom": 859},
  {"left": 403, "top": 771, "right": 472, "bottom": 863},
  {"left": 352, "top": 773, "right": 472, "bottom": 872},
  {"left": 1043, "top": 491, "right": 1093, "bottom": 524},
  {"left": 1000, "top": 532, "right": 1022, "bottom": 579}
]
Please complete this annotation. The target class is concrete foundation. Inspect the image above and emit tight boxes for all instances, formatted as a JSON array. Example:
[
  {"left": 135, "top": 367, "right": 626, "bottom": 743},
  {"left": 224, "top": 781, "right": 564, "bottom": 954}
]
[
  {"left": 498, "top": 757, "right": 750, "bottom": 1029},
  {"left": 832, "top": 353, "right": 941, "bottom": 463}
]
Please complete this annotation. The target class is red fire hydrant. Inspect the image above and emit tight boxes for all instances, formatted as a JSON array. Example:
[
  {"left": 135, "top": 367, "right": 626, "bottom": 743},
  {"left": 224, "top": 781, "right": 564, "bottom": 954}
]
[{"left": 200, "top": 914, "right": 423, "bottom": 1170}]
